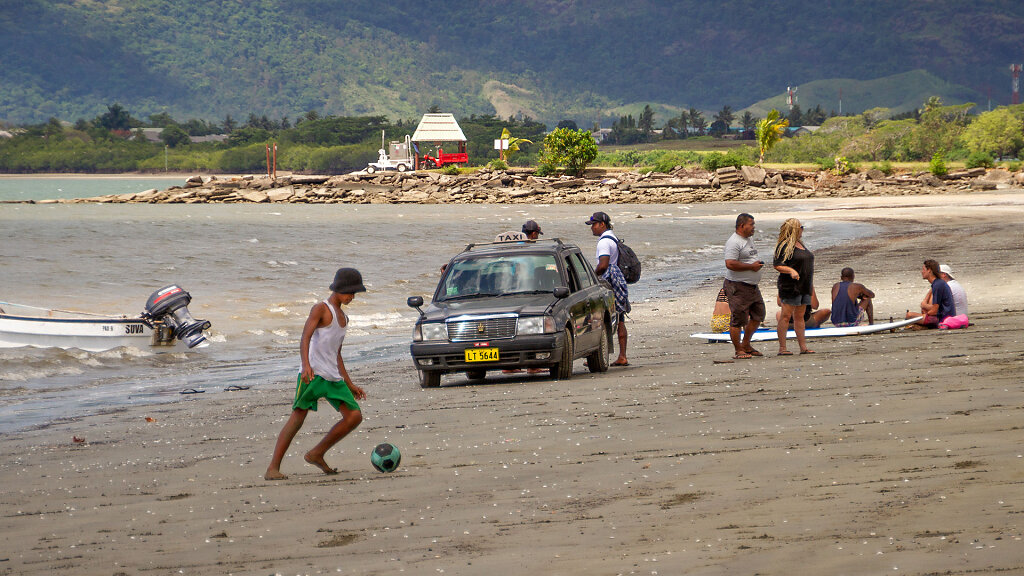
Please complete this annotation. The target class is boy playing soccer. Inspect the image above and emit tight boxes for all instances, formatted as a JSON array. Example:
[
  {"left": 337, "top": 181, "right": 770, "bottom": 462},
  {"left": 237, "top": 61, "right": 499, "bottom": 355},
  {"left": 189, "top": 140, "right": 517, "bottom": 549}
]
[{"left": 265, "top": 268, "right": 367, "bottom": 480}]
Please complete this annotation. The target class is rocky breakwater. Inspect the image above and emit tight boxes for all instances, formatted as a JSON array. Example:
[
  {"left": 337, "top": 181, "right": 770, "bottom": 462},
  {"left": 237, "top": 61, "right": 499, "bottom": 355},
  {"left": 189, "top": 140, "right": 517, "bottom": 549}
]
[{"left": 38, "top": 166, "right": 1024, "bottom": 205}]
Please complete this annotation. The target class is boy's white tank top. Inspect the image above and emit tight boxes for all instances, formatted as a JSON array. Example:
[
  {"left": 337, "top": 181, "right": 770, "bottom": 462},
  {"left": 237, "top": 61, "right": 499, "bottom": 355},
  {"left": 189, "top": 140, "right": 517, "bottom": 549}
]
[{"left": 308, "top": 300, "right": 347, "bottom": 382}]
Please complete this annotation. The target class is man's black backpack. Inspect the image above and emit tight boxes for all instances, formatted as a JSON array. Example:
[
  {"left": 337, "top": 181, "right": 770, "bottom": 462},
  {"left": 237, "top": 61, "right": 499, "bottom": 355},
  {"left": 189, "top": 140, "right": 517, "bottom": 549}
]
[{"left": 615, "top": 238, "right": 641, "bottom": 284}]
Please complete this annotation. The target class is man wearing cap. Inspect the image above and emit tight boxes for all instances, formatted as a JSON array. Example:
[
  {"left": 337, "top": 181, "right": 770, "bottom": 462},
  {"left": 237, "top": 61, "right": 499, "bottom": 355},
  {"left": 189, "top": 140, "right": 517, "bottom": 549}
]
[
  {"left": 522, "top": 220, "right": 543, "bottom": 241},
  {"left": 587, "top": 211, "right": 630, "bottom": 366},
  {"left": 939, "top": 264, "right": 968, "bottom": 317},
  {"left": 723, "top": 213, "right": 766, "bottom": 359},
  {"left": 503, "top": 220, "right": 546, "bottom": 374}
]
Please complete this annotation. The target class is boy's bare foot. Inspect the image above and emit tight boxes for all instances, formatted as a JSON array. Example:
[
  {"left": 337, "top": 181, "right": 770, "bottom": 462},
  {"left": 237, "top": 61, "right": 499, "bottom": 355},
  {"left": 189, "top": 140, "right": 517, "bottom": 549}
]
[
  {"left": 264, "top": 469, "right": 289, "bottom": 480},
  {"left": 304, "top": 452, "right": 339, "bottom": 475}
]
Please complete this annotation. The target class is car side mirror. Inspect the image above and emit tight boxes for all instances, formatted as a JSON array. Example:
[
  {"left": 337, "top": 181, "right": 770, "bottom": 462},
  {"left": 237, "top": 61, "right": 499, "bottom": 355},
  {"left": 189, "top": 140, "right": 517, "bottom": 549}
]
[
  {"left": 553, "top": 286, "right": 570, "bottom": 299},
  {"left": 407, "top": 296, "right": 425, "bottom": 315}
]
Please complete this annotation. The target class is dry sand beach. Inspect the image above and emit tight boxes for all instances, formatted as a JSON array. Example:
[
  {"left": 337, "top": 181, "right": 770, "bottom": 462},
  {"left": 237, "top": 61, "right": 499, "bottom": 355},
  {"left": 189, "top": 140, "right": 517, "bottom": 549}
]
[{"left": 1, "top": 190, "right": 1022, "bottom": 575}]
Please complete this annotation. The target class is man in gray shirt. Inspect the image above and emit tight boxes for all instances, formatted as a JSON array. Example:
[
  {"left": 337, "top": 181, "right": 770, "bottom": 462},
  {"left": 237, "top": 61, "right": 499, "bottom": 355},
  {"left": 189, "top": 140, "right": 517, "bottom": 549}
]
[
  {"left": 939, "top": 264, "right": 968, "bottom": 317},
  {"left": 723, "top": 213, "right": 765, "bottom": 359}
]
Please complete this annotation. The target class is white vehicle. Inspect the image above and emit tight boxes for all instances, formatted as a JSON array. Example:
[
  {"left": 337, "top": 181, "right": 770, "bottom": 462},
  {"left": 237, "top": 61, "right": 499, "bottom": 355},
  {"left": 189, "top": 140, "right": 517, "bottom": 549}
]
[{"left": 366, "top": 133, "right": 415, "bottom": 173}]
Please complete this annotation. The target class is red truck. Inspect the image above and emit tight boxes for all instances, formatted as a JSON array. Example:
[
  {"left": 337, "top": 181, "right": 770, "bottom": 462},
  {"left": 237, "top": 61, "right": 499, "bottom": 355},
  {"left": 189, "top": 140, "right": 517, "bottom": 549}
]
[{"left": 419, "top": 148, "right": 469, "bottom": 169}]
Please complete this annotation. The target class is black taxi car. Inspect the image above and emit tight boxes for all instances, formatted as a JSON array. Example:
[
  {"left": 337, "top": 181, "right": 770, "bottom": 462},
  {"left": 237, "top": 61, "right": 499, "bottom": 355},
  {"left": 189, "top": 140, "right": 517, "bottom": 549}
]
[{"left": 407, "top": 236, "right": 616, "bottom": 388}]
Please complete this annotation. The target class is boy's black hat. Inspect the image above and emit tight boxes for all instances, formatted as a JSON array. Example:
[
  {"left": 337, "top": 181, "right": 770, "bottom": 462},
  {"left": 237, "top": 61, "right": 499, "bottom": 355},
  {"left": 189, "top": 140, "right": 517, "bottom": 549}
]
[
  {"left": 585, "top": 211, "right": 611, "bottom": 225},
  {"left": 522, "top": 220, "right": 543, "bottom": 234},
  {"left": 330, "top": 268, "right": 366, "bottom": 293}
]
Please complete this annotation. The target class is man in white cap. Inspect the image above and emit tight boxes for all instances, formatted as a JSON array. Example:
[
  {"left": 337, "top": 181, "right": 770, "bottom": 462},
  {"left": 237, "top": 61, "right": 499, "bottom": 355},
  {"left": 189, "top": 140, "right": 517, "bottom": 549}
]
[{"left": 939, "top": 264, "right": 968, "bottom": 317}]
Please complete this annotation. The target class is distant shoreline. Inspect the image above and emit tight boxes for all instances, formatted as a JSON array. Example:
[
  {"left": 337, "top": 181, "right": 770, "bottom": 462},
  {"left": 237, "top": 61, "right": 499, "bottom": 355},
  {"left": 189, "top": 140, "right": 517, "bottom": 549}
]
[{"left": 0, "top": 173, "right": 197, "bottom": 179}]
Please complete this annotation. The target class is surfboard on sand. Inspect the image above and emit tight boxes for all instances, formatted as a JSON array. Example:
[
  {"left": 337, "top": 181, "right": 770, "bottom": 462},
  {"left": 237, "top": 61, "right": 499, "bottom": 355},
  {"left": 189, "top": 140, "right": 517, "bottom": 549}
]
[{"left": 690, "top": 316, "right": 924, "bottom": 343}]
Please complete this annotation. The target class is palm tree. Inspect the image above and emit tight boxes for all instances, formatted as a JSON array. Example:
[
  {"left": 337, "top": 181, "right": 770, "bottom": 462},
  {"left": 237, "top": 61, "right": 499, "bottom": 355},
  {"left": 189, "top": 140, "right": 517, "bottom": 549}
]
[
  {"left": 740, "top": 111, "right": 758, "bottom": 131},
  {"left": 668, "top": 110, "right": 690, "bottom": 139},
  {"left": 499, "top": 127, "right": 532, "bottom": 163},
  {"left": 688, "top": 108, "right": 706, "bottom": 135},
  {"left": 755, "top": 109, "right": 789, "bottom": 165},
  {"left": 923, "top": 96, "right": 943, "bottom": 113},
  {"left": 713, "top": 105, "right": 735, "bottom": 130}
]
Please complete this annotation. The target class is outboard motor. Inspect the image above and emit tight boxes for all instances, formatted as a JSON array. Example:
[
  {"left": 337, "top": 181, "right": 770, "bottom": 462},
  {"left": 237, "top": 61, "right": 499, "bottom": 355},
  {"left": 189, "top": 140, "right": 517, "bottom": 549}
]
[{"left": 142, "top": 285, "right": 211, "bottom": 348}]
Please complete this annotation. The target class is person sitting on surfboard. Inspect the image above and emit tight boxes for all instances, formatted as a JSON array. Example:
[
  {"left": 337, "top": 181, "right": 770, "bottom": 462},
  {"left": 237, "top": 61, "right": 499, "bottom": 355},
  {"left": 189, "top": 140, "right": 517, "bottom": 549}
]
[
  {"left": 939, "top": 264, "right": 968, "bottom": 317},
  {"left": 831, "top": 267, "right": 875, "bottom": 326},
  {"left": 906, "top": 259, "right": 955, "bottom": 328}
]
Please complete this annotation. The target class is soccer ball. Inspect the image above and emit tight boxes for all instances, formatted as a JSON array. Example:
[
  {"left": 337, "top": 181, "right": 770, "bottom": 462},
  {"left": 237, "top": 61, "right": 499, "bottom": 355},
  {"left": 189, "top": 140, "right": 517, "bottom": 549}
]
[{"left": 371, "top": 443, "right": 401, "bottom": 473}]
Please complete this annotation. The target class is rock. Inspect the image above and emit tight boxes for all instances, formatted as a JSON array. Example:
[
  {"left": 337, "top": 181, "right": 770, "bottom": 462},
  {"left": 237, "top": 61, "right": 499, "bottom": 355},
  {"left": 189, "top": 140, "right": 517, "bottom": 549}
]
[
  {"left": 918, "top": 174, "right": 943, "bottom": 187},
  {"left": 266, "top": 186, "right": 294, "bottom": 202},
  {"left": 947, "top": 167, "right": 986, "bottom": 179},
  {"left": 240, "top": 190, "right": 269, "bottom": 202},
  {"left": 740, "top": 165, "right": 766, "bottom": 185},
  {"left": 508, "top": 188, "right": 538, "bottom": 198},
  {"left": 551, "top": 178, "right": 586, "bottom": 188},
  {"left": 865, "top": 169, "right": 886, "bottom": 180},
  {"left": 979, "top": 168, "right": 1012, "bottom": 182},
  {"left": 290, "top": 175, "right": 329, "bottom": 185},
  {"left": 716, "top": 166, "right": 741, "bottom": 184},
  {"left": 969, "top": 179, "right": 997, "bottom": 190},
  {"left": 397, "top": 190, "right": 429, "bottom": 202}
]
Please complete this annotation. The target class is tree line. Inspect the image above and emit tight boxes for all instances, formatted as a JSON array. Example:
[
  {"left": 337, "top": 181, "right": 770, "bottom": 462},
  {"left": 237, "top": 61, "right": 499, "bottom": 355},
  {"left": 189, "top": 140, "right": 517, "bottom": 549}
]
[
  {"left": 1, "top": 99, "right": 1022, "bottom": 174},
  {"left": 603, "top": 103, "right": 836, "bottom": 145},
  {"left": 0, "top": 105, "right": 547, "bottom": 174}
]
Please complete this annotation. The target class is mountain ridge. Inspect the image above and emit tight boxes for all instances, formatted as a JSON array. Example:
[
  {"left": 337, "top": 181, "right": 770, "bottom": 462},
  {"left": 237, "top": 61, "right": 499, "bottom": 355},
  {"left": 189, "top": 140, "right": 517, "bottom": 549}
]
[{"left": 2, "top": 1, "right": 1021, "bottom": 126}]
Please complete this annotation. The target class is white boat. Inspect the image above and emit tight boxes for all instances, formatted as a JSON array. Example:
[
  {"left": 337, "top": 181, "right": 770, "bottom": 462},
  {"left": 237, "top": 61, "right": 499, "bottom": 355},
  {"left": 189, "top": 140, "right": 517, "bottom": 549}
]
[{"left": 0, "top": 285, "right": 211, "bottom": 353}]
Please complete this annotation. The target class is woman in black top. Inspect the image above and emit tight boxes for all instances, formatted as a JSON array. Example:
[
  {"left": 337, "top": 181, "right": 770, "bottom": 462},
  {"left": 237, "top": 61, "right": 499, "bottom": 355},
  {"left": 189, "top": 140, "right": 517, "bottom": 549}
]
[{"left": 773, "top": 218, "right": 815, "bottom": 355}]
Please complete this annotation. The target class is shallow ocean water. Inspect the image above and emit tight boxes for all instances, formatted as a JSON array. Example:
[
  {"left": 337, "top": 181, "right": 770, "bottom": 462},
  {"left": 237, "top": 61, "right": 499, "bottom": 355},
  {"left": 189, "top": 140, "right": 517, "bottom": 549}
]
[{"left": 0, "top": 178, "right": 877, "bottom": 432}]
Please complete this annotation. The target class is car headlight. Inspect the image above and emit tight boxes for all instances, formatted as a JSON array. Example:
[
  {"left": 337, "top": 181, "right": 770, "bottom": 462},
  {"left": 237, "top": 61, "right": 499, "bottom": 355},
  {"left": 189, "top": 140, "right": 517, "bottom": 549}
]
[
  {"left": 414, "top": 322, "right": 448, "bottom": 342},
  {"left": 517, "top": 316, "right": 555, "bottom": 335}
]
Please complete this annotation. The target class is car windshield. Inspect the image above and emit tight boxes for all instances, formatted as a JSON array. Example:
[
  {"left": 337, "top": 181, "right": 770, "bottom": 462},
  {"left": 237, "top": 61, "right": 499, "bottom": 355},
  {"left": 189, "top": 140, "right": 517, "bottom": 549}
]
[{"left": 438, "top": 254, "right": 561, "bottom": 300}]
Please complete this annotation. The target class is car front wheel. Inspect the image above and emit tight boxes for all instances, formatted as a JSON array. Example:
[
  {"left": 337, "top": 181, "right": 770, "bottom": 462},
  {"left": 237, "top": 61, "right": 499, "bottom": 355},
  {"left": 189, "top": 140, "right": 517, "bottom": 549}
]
[
  {"left": 551, "top": 329, "right": 574, "bottom": 380},
  {"left": 419, "top": 370, "right": 441, "bottom": 388}
]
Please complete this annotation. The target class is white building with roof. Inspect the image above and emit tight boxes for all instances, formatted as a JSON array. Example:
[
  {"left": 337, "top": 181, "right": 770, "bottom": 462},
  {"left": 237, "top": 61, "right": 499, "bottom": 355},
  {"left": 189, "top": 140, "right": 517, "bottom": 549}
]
[{"left": 411, "top": 113, "right": 468, "bottom": 168}]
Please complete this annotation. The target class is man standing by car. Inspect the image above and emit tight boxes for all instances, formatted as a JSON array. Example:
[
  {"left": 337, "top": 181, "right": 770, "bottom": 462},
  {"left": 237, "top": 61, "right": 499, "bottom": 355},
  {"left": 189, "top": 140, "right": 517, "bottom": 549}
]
[
  {"left": 522, "top": 220, "right": 543, "bottom": 240},
  {"left": 503, "top": 219, "right": 548, "bottom": 374},
  {"left": 588, "top": 211, "right": 630, "bottom": 366},
  {"left": 723, "top": 213, "right": 766, "bottom": 359}
]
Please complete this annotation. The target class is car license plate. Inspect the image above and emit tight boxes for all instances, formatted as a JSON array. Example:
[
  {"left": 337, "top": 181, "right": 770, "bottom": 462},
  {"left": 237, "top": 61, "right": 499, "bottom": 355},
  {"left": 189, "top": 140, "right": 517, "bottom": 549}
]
[{"left": 465, "top": 348, "right": 499, "bottom": 362}]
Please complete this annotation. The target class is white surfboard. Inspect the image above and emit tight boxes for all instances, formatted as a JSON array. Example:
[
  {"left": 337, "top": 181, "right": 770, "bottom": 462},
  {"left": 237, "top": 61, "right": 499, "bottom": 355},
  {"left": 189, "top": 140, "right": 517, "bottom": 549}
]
[{"left": 691, "top": 316, "right": 924, "bottom": 343}]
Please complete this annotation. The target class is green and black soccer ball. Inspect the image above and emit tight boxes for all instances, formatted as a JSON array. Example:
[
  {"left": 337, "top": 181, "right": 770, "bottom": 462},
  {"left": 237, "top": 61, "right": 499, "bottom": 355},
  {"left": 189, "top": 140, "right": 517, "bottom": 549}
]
[{"left": 371, "top": 442, "right": 401, "bottom": 473}]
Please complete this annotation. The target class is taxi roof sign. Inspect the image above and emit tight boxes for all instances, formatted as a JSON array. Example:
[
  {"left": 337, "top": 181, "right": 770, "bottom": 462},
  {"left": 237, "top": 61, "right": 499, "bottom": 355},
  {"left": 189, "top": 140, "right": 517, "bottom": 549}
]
[{"left": 494, "top": 231, "right": 527, "bottom": 243}]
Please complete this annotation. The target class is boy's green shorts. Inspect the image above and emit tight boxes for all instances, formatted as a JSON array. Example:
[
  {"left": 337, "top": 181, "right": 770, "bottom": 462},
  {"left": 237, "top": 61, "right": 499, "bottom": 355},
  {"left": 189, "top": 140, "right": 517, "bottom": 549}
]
[{"left": 292, "top": 374, "right": 360, "bottom": 412}]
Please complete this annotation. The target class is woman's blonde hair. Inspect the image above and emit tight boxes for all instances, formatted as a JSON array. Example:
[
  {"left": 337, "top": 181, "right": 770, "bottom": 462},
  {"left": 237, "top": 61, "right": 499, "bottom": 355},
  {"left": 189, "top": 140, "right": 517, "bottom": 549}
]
[{"left": 774, "top": 218, "right": 803, "bottom": 262}]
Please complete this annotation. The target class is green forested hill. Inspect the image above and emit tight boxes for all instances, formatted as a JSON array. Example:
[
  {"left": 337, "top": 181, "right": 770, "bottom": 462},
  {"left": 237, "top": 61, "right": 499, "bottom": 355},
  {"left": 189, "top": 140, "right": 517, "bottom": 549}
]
[{"left": 2, "top": 0, "right": 1023, "bottom": 126}]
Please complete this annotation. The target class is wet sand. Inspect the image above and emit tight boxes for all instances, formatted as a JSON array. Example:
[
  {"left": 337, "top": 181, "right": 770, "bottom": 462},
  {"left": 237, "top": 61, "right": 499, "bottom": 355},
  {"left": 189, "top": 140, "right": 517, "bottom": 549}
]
[{"left": 1, "top": 191, "right": 1022, "bottom": 575}]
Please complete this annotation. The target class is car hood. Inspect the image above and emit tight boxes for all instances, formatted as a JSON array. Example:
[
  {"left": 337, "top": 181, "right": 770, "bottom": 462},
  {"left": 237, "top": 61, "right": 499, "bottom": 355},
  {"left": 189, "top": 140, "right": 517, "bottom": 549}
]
[{"left": 419, "top": 293, "right": 556, "bottom": 322}]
